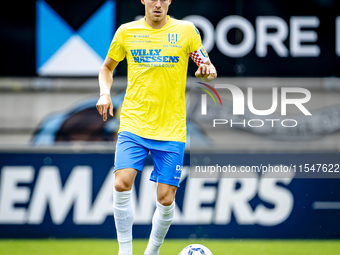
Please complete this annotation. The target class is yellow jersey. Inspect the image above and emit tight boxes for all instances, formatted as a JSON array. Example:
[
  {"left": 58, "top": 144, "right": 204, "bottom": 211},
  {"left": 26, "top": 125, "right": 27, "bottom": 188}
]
[{"left": 108, "top": 16, "right": 204, "bottom": 142}]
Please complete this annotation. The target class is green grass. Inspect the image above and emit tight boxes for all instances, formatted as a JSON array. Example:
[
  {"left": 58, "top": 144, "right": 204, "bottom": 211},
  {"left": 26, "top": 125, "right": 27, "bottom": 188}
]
[{"left": 0, "top": 239, "right": 339, "bottom": 255}]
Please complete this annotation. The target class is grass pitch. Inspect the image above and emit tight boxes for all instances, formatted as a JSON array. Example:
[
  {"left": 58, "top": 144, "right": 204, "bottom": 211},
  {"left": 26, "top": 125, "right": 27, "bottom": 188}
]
[{"left": 0, "top": 239, "right": 339, "bottom": 255}]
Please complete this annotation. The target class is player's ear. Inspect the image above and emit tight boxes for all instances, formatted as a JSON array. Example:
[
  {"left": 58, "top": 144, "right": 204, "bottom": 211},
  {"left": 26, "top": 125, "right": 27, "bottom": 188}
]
[
  {"left": 169, "top": 0, "right": 172, "bottom": 5},
  {"left": 141, "top": 0, "right": 145, "bottom": 5}
]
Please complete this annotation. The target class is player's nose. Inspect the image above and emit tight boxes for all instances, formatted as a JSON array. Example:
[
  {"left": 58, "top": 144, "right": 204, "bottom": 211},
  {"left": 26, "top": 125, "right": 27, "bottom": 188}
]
[{"left": 155, "top": 0, "right": 162, "bottom": 7}]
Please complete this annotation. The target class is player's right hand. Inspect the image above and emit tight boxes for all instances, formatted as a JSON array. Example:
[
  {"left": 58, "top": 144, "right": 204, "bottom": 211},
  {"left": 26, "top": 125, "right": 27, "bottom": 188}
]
[{"left": 96, "top": 94, "right": 114, "bottom": 121}]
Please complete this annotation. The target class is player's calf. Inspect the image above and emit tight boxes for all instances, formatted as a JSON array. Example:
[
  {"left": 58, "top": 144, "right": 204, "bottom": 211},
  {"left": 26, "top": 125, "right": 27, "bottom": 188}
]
[
  {"left": 113, "top": 188, "right": 134, "bottom": 255},
  {"left": 144, "top": 200, "right": 175, "bottom": 255}
]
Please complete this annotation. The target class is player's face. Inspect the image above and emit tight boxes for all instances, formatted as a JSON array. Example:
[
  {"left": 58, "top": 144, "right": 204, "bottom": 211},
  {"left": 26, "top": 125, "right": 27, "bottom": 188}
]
[{"left": 142, "top": 0, "right": 171, "bottom": 23}]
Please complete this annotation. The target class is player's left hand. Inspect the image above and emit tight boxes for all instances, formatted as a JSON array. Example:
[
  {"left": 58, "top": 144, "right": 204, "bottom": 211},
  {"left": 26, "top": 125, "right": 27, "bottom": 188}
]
[{"left": 195, "top": 64, "right": 217, "bottom": 82}]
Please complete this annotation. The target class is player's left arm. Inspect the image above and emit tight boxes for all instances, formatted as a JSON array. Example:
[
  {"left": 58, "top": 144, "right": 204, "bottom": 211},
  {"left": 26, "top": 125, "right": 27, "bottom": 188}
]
[
  {"left": 194, "top": 60, "right": 217, "bottom": 82},
  {"left": 189, "top": 46, "right": 217, "bottom": 82},
  {"left": 189, "top": 23, "right": 217, "bottom": 82}
]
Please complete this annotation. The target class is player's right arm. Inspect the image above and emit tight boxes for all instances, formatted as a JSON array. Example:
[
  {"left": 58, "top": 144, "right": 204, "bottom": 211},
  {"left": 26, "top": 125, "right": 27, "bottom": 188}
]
[
  {"left": 96, "top": 24, "right": 126, "bottom": 122},
  {"left": 96, "top": 56, "right": 119, "bottom": 122}
]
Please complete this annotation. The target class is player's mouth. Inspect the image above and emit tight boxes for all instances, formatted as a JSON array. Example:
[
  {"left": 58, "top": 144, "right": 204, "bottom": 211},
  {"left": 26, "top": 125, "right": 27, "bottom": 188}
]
[{"left": 153, "top": 10, "right": 162, "bottom": 16}]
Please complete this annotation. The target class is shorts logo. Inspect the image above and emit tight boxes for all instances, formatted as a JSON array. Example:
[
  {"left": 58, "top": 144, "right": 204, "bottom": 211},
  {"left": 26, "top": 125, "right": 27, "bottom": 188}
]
[
  {"left": 176, "top": 165, "right": 182, "bottom": 172},
  {"left": 168, "top": 33, "right": 178, "bottom": 44}
]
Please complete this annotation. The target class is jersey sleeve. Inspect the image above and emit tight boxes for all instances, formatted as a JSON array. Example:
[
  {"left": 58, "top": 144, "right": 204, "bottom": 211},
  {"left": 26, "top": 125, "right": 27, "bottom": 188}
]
[
  {"left": 107, "top": 26, "right": 126, "bottom": 62},
  {"left": 188, "top": 23, "right": 210, "bottom": 66}
]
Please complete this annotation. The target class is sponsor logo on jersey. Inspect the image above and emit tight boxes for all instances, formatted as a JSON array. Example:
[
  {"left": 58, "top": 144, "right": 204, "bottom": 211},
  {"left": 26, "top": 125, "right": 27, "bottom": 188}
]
[
  {"left": 168, "top": 33, "right": 178, "bottom": 44},
  {"left": 133, "top": 35, "right": 149, "bottom": 38},
  {"left": 130, "top": 49, "right": 180, "bottom": 63}
]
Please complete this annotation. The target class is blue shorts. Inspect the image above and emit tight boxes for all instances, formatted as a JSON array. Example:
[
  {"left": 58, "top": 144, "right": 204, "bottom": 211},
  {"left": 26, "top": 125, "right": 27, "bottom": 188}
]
[{"left": 114, "top": 131, "right": 185, "bottom": 187}]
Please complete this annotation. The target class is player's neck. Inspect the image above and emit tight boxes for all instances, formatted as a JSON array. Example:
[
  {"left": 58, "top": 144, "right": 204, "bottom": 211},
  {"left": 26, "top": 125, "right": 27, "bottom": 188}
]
[{"left": 144, "top": 15, "right": 168, "bottom": 29}]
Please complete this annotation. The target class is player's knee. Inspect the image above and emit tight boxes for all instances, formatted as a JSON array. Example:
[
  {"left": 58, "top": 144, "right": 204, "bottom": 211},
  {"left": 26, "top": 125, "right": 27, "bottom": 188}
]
[
  {"left": 157, "top": 194, "right": 175, "bottom": 206},
  {"left": 114, "top": 178, "right": 132, "bottom": 192}
]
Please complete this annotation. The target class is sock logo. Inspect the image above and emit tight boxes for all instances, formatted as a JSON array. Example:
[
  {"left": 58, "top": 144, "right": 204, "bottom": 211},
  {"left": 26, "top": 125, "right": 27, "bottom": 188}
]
[{"left": 36, "top": 0, "right": 115, "bottom": 76}]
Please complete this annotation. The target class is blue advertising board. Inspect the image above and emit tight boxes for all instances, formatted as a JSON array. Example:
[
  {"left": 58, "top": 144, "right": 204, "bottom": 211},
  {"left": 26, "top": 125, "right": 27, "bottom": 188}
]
[
  {"left": 0, "top": 153, "right": 339, "bottom": 238},
  {"left": 1, "top": 0, "right": 340, "bottom": 76}
]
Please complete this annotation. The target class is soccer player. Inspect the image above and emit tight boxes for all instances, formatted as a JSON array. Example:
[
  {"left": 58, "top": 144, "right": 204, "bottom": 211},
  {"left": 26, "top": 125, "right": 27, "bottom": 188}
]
[{"left": 96, "top": 0, "right": 217, "bottom": 254}]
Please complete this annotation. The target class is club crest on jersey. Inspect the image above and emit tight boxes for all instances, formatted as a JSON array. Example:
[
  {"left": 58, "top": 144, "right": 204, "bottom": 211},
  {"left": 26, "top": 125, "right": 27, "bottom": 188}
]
[{"left": 168, "top": 33, "right": 178, "bottom": 44}]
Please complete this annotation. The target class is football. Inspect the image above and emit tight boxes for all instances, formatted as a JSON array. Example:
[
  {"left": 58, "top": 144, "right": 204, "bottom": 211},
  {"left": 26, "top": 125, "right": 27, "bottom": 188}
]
[{"left": 179, "top": 244, "right": 213, "bottom": 255}]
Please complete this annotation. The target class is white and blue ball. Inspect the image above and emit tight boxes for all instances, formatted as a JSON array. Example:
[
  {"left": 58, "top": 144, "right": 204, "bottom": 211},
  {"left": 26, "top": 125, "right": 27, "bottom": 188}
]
[{"left": 179, "top": 244, "right": 213, "bottom": 255}]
